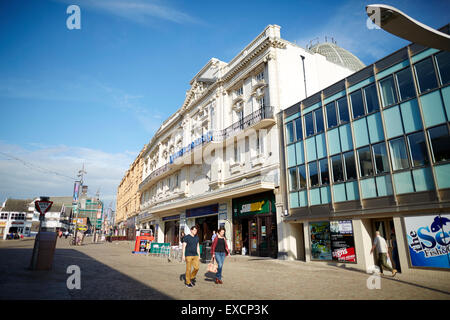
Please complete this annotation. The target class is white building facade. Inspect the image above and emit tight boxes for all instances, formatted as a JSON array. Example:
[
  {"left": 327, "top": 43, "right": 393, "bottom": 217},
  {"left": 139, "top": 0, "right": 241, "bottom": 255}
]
[{"left": 137, "top": 25, "right": 359, "bottom": 257}]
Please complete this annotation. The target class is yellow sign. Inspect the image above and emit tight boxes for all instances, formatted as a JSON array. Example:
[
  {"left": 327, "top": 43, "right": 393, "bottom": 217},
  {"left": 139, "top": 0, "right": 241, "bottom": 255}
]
[{"left": 241, "top": 201, "right": 265, "bottom": 213}]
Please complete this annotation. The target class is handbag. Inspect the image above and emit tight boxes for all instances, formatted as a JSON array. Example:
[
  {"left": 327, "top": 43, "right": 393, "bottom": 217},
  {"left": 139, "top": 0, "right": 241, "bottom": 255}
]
[{"left": 208, "top": 257, "right": 218, "bottom": 273}]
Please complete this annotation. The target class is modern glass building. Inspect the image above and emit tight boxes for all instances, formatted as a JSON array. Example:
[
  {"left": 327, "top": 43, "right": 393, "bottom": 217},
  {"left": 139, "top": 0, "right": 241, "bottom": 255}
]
[{"left": 278, "top": 25, "right": 450, "bottom": 274}]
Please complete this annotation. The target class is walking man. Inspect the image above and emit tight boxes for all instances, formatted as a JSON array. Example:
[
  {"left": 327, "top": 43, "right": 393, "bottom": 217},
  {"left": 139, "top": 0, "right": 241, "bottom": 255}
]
[
  {"left": 182, "top": 225, "right": 200, "bottom": 288},
  {"left": 370, "top": 231, "right": 397, "bottom": 277}
]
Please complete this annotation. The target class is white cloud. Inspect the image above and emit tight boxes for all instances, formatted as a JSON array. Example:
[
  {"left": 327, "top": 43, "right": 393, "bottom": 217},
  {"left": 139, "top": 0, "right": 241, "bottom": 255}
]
[{"left": 0, "top": 141, "right": 136, "bottom": 209}]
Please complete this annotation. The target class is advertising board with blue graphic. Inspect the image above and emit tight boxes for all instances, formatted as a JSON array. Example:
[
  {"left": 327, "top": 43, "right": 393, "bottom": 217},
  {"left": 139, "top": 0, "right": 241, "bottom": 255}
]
[{"left": 404, "top": 214, "right": 450, "bottom": 269}]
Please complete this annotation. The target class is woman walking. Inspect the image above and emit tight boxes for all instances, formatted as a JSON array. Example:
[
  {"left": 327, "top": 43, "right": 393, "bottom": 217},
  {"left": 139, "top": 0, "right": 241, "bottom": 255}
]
[{"left": 210, "top": 227, "right": 230, "bottom": 284}]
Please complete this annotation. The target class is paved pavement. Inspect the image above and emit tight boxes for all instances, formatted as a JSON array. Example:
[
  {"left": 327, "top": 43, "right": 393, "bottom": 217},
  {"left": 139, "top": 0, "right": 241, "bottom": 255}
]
[{"left": 1, "top": 237, "right": 449, "bottom": 300}]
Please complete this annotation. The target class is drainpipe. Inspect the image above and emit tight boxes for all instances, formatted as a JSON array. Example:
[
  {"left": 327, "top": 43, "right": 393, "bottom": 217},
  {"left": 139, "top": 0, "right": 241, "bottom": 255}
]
[{"left": 300, "top": 55, "right": 307, "bottom": 98}]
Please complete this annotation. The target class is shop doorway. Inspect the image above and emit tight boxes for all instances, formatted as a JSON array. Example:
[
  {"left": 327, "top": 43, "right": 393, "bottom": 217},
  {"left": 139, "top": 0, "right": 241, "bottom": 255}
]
[
  {"left": 164, "top": 220, "right": 180, "bottom": 245},
  {"left": 372, "top": 218, "right": 401, "bottom": 272},
  {"left": 195, "top": 215, "right": 218, "bottom": 244},
  {"left": 234, "top": 215, "right": 277, "bottom": 258}
]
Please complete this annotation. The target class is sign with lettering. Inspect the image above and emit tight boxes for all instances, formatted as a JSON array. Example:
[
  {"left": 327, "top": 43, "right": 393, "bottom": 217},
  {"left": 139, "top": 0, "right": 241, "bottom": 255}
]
[
  {"left": 35, "top": 200, "right": 53, "bottom": 216},
  {"left": 404, "top": 214, "right": 450, "bottom": 269}
]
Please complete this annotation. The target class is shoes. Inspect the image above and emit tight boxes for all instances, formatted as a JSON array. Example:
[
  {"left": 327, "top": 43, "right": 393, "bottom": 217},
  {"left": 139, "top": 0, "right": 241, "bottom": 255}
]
[
  {"left": 215, "top": 278, "right": 223, "bottom": 284},
  {"left": 218, "top": 279, "right": 223, "bottom": 284},
  {"left": 191, "top": 279, "right": 196, "bottom": 286},
  {"left": 392, "top": 269, "right": 397, "bottom": 277},
  {"left": 185, "top": 283, "right": 194, "bottom": 288}
]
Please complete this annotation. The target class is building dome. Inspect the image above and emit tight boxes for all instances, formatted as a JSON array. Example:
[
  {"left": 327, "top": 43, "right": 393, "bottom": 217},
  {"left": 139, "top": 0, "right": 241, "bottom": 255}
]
[{"left": 309, "top": 42, "right": 365, "bottom": 72}]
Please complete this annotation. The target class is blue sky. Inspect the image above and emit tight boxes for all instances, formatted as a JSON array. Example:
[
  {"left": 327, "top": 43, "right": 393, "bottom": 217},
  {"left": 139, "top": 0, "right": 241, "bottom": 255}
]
[{"left": 0, "top": 0, "right": 448, "bottom": 205}]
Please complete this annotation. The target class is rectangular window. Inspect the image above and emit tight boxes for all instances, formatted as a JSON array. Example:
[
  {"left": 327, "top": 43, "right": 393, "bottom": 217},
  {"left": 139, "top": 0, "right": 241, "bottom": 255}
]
[
  {"left": 414, "top": 57, "right": 438, "bottom": 93},
  {"left": 326, "top": 102, "right": 337, "bottom": 128},
  {"left": 305, "top": 112, "right": 314, "bottom": 137},
  {"left": 298, "top": 165, "right": 307, "bottom": 189},
  {"left": 309, "top": 162, "right": 319, "bottom": 187},
  {"left": 407, "top": 132, "right": 429, "bottom": 167},
  {"left": 236, "top": 87, "right": 243, "bottom": 96},
  {"left": 256, "top": 71, "right": 265, "bottom": 82},
  {"left": 396, "top": 67, "right": 416, "bottom": 101},
  {"left": 286, "top": 122, "right": 294, "bottom": 144},
  {"left": 428, "top": 124, "right": 450, "bottom": 163},
  {"left": 379, "top": 76, "right": 398, "bottom": 107},
  {"left": 364, "top": 84, "right": 380, "bottom": 113},
  {"left": 295, "top": 118, "right": 303, "bottom": 141},
  {"left": 315, "top": 109, "right": 324, "bottom": 134},
  {"left": 372, "top": 142, "right": 389, "bottom": 174},
  {"left": 331, "top": 155, "right": 344, "bottom": 183},
  {"left": 435, "top": 51, "right": 450, "bottom": 86},
  {"left": 358, "top": 146, "right": 374, "bottom": 177},
  {"left": 350, "top": 90, "right": 365, "bottom": 119},
  {"left": 344, "top": 151, "right": 357, "bottom": 180},
  {"left": 389, "top": 137, "right": 409, "bottom": 170},
  {"left": 210, "top": 106, "right": 215, "bottom": 130},
  {"left": 257, "top": 97, "right": 265, "bottom": 108},
  {"left": 319, "top": 158, "right": 330, "bottom": 185},
  {"left": 337, "top": 97, "right": 350, "bottom": 124},
  {"left": 288, "top": 167, "right": 298, "bottom": 191}
]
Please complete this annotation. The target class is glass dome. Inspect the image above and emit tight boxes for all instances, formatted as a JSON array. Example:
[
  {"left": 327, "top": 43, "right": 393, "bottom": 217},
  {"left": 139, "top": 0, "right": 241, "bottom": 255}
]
[{"left": 309, "top": 42, "right": 366, "bottom": 72}]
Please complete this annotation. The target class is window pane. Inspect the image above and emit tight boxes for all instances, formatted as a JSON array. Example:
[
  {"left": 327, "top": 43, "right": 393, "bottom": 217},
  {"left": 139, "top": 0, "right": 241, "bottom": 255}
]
[
  {"left": 308, "top": 162, "right": 319, "bottom": 187},
  {"left": 407, "top": 132, "right": 429, "bottom": 167},
  {"left": 315, "top": 109, "right": 324, "bottom": 134},
  {"left": 319, "top": 158, "right": 329, "bottom": 185},
  {"left": 331, "top": 154, "right": 344, "bottom": 183},
  {"left": 305, "top": 112, "right": 314, "bottom": 137},
  {"left": 389, "top": 137, "right": 409, "bottom": 170},
  {"left": 364, "top": 84, "right": 380, "bottom": 113},
  {"left": 435, "top": 51, "right": 450, "bottom": 85},
  {"left": 344, "top": 151, "right": 357, "bottom": 180},
  {"left": 298, "top": 165, "right": 307, "bottom": 188},
  {"left": 326, "top": 102, "right": 337, "bottom": 128},
  {"left": 414, "top": 58, "right": 438, "bottom": 93},
  {"left": 379, "top": 76, "right": 398, "bottom": 107},
  {"left": 286, "top": 122, "right": 294, "bottom": 144},
  {"left": 358, "top": 146, "right": 374, "bottom": 177},
  {"left": 288, "top": 167, "right": 298, "bottom": 191},
  {"left": 372, "top": 142, "right": 389, "bottom": 174},
  {"left": 350, "top": 90, "right": 365, "bottom": 119},
  {"left": 396, "top": 67, "right": 416, "bottom": 101},
  {"left": 295, "top": 118, "right": 303, "bottom": 141},
  {"left": 428, "top": 124, "right": 450, "bottom": 163},
  {"left": 337, "top": 97, "right": 350, "bottom": 124}
]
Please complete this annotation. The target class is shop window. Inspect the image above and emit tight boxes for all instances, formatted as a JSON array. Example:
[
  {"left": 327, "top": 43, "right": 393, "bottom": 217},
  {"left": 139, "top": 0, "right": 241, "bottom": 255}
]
[
  {"left": 379, "top": 76, "right": 398, "bottom": 107},
  {"left": 372, "top": 142, "right": 389, "bottom": 174},
  {"left": 337, "top": 97, "right": 350, "bottom": 124},
  {"left": 407, "top": 132, "right": 429, "bottom": 167},
  {"left": 331, "top": 154, "right": 344, "bottom": 183},
  {"left": 295, "top": 117, "right": 303, "bottom": 141},
  {"left": 395, "top": 67, "right": 416, "bottom": 101},
  {"left": 435, "top": 51, "right": 450, "bottom": 86},
  {"left": 308, "top": 161, "right": 319, "bottom": 187},
  {"left": 305, "top": 112, "right": 314, "bottom": 137},
  {"left": 298, "top": 164, "right": 307, "bottom": 189},
  {"left": 344, "top": 151, "right": 357, "bottom": 180},
  {"left": 364, "top": 84, "right": 380, "bottom": 113},
  {"left": 326, "top": 102, "right": 337, "bottom": 129},
  {"left": 286, "top": 121, "right": 294, "bottom": 144},
  {"left": 350, "top": 90, "right": 365, "bottom": 119},
  {"left": 428, "top": 124, "right": 450, "bottom": 163},
  {"left": 357, "top": 146, "right": 374, "bottom": 177},
  {"left": 389, "top": 137, "right": 409, "bottom": 171},
  {"left": 288, "top": 167, "right": 298, "bottom": 191},
  {"left": 414, "top": 57, "right": 438, "bottom": 93},
  {"left": 315, "top": 109, "right": 324, "bottom": 134}
]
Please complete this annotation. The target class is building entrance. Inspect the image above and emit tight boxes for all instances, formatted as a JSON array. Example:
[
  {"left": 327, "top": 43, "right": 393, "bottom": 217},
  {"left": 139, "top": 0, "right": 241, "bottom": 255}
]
[
  {"left": 195, "top": 215, "right": 218, "bottom": 244},
  {"left": 372, "top": 218, "right": 401, "bottom": 272}
]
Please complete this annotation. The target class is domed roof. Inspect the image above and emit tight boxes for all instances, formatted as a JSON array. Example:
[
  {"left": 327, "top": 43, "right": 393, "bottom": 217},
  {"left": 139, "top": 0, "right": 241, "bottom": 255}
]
[{"left": 309, "top": 42, "right": 365, "bottom": 72}]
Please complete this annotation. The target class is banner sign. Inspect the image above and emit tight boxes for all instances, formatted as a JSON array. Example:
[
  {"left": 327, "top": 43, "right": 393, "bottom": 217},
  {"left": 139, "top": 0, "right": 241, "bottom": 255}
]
[
  {"left": 404, "top": 214, "right": 450, "bottom": 269},
  {"left": 169, "top": 131, "right": 213, "bottom": 164},
  {"left": 73, "top": 181, "right": 81, "bottom": 202},
  {"left": 310, "top": 221, "right": 332, "bottom": 260}
]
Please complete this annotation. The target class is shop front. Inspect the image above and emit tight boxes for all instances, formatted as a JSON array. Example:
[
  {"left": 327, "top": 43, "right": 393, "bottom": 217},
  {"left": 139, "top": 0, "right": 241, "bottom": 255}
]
[
  {"left": 186, "top": 204, "right": 219, "bottom": 245},
  {"left": 232, "top": 191, "right": 277, "bottom": 258},
  {"left": 126, "top": 216, "right": 136, "bottom": 240},
  {"left": 162, "top": 215, "right": 180, "bottom": 245}
]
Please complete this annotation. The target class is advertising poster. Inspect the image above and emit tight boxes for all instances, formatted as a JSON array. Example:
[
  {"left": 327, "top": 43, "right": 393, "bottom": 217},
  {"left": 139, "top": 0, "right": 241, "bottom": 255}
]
[
  {"left": 330, "top": 221, "right": 356, "bottom": 262},
  {"left": 309, "top": 221, "right": 332, "bottom": 260},
  {"left": 404, "top": 214, "right": 450, "bottom": 269}
]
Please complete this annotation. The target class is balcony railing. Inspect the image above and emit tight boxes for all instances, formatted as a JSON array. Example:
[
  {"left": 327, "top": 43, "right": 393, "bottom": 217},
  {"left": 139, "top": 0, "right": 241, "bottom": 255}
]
[{"left": 139, "top": 163, "right": 171, "bottom": 190}]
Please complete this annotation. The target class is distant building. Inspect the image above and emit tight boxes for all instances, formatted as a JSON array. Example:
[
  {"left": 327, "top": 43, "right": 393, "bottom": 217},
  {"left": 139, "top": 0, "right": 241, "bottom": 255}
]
[{"left": 0, "top": 198, "right": 32, "bottom": 239}]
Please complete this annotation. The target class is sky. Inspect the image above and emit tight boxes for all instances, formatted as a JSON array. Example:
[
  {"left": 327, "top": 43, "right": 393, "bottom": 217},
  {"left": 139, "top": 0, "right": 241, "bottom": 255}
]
[{"left": 0, "top": 0, "right": 449, "bottom": 208}]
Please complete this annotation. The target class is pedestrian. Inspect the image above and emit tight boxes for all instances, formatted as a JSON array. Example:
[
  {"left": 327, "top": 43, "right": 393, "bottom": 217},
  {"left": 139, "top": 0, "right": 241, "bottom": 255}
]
[
  {"left": 182, "top": 226, "right": 200, "bottom": 288},
  {"left": 370, "top": 231, "right": 397, "bottom": 276},
  {"left": 211, "top": 227, "right": 230, "bottom": 284},
  {"left": 211, "top": 230, "right": 217, "bottom": 242}
]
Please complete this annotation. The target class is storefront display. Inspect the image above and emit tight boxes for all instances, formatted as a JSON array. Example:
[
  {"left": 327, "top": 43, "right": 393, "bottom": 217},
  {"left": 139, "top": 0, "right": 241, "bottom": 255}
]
[
  {"left": 163, "top": 215, "right": 180, "bottom": 245},
  {"left": 404, "top": 214, "right": 450, "bottom": 269},
  {"left": 309, "top": 220, "right": 356, "bottom": 262}
]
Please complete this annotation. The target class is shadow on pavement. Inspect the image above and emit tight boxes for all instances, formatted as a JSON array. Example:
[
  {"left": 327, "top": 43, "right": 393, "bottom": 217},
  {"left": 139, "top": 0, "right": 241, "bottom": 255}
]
[{"left": 0, "top": 247, "right": 174, "bottom": 300}]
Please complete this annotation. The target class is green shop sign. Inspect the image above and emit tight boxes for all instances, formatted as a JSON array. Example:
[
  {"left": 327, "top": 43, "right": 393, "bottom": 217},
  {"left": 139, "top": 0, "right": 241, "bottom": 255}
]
[{"left": 233, "top": 193, "right": 275, "bottom": 217}]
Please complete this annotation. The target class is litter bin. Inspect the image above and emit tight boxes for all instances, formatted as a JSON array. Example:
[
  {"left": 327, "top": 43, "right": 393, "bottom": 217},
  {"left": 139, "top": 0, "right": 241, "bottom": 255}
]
[
  {"left": 33, "top": 231, "right": 58, "bottom": 270},
  {"left": 201, "top": 240, "right": 212, "bottom": 263}
]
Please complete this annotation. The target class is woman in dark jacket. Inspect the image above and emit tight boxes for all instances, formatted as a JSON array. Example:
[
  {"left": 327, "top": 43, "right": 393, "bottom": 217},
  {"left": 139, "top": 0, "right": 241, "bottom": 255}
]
[{"left": 211, "top": 227, "right": 230, "bottom": 284}]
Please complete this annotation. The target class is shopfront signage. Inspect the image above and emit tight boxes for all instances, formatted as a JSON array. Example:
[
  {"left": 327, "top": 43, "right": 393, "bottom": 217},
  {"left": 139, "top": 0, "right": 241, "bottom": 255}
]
[
  {"left": 404, "top": 214, "right": 450, "bottom": 269},
  {"left": 162, "top": 214, "right": 180, "bottom": 221},
  {"left": 186, "top": 204, "right": 218, "bottom": 218},
  {"left": 169, "top": 132, "right": 213, "bottom": 164}
]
